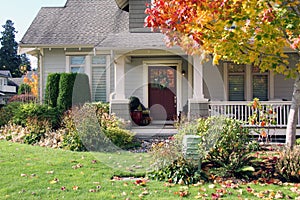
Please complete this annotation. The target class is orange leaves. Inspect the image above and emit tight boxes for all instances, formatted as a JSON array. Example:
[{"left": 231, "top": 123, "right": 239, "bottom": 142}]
[
  {"left": 23, "top": 72, "right": 38, "bottom": 97},
  {"left": 145, "top": 0, "right": 299, "bottom": 78}
]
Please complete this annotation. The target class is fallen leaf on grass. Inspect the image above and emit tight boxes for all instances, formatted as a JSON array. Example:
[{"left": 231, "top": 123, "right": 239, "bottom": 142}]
[
  {"left": 46, "top": 171, "right": 54, "bottom": 174},
  {"left": 20, "top": 174, "right": 27, "bottom": 177},
  {"left": 61, "top": 186, "right": 66, "bottom": 191},
  {"left": 72, "top": 186, "right": 79, "bottom": 191},
  {"left": 49, "top": 178, "right": 59, "bottom": 184},
  {"left": 72, "top": 163, "right": 83, "bottom": 169}
]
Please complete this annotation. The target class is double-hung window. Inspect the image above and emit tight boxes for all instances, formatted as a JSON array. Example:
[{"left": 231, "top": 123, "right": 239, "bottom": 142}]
[
  {"left": 228, "top": 63, "right": 245, "bottom": 101},
  {"left": 70, "top": 56, "right": 85, "bottom": 73},
  {"left": 252, "top": 66, "right": 268, "bottom": 101},
  {"left": 226, "top": 63, "right": 269, "bottom": 101},
  {"left": 91, "top": 55, "right": 107, "bottom": 102}
]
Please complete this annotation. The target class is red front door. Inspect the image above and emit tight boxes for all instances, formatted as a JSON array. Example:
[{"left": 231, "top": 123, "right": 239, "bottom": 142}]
[{"left": 148, "top": 66, "right": 177, "bottom": 120}]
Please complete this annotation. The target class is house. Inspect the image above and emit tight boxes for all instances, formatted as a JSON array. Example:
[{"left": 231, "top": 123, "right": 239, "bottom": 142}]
[
  {"left": 19, "top": 0, "right": 298, "bottom": 131},
  {"left": 0, "top": 70, "right": 17, "bottom": 105}
]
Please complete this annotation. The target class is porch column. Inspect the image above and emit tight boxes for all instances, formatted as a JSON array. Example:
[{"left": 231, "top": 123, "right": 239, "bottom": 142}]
[
  {"left": 110, "top": 55, "right": 130, "bottom": 121},
  {"left": 188, "top": 55, "right": 209, "bottom": 120}
]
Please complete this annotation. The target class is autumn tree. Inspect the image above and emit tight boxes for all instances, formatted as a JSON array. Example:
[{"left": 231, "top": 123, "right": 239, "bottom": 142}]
[{"left": 145, "top": 0, "right": 300, "bottom": 148}]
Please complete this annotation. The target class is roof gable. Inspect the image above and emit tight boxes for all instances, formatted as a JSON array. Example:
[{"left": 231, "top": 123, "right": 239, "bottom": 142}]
[{"left": 20, "top": 0, "right": 129, "bottom": 46}]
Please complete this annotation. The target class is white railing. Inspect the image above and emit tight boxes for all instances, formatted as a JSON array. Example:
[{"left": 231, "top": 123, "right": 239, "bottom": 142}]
[{"left": 209, "top": 101, "right": 300, "bottom": 127}]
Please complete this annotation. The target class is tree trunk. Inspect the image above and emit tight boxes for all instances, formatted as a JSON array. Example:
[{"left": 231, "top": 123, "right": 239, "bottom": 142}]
[{"left": 286, "top": 74, "right": 300, "bottom": 149}]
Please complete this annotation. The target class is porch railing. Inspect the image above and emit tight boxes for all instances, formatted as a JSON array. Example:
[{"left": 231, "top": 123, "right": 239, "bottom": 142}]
[{"left": 209, "top": 101, "right": 300, "bottom": 127}]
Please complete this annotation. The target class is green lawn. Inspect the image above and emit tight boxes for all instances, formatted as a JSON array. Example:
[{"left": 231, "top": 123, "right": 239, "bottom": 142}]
[{"left": 0, "top": 140, "right": 299, "bottom": 199}]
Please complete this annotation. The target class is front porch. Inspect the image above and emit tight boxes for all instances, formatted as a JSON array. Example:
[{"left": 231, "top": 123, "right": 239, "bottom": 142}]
[{"left": 131, "top": 101, "right": 300, "bottom": 142}]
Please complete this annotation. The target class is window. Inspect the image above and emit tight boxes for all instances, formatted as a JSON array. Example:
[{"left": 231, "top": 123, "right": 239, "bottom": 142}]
[
  {"left": 70, "top": 56, "right": 85, "bottom": 73},
  {"left": 92, "top": 55, "right": 107, "bottom": 102},
  {"left": 252, "top": 66, "right": 268, "bottom": 101},
  {"left": 226, "top": 63, "right": 269, "bottom": 101},
  {"left": 228, "top": 63, "right": 245, "bottom": 101}
]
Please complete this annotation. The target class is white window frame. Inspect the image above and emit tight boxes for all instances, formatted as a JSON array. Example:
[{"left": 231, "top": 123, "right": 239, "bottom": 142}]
[
  {"left": 69, "top": 56, "right": 86, "bottom": 73},
  {"left": 91, "top": 55, "right": 110, "bottom": 102},
  {"left": 224, "top": 63, "right": 271, "bottom": 101}
]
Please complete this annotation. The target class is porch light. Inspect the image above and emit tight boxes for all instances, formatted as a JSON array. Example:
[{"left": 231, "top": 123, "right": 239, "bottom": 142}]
[{"left": 181, "top": 70, "right": 186, "bottom": 76}]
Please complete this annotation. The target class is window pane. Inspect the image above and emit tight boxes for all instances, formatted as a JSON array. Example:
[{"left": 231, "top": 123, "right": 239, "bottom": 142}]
[
  {"left": 92, "top": 67, "right": 106, "bottom": 102},
  {"left": 228, "top": 63, "right": 245, "bottom": 73},
  {"left": 71, "top": 56, "right": 85, "bottom": 65},
  {"left": 253, "top": 75, "right": 268, "bottom": 101},
  {"left": 229, "top": 75, "right": 244, "bottom": 101},
  {"left": 71, "top": 67, "right": 85, "bottom": 73},
  {"left": 92, "top": 56, "right": 106, "bottom": 65}
]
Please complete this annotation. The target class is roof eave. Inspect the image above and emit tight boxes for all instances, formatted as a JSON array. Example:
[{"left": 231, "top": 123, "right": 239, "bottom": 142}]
[{"left": 114, "top": 0, "right": 129, "bottom": 11}]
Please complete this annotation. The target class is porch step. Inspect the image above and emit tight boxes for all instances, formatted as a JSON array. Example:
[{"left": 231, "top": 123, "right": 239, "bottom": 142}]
[{"left": 131, "top": 123, "right": 177, "bottom": 139}]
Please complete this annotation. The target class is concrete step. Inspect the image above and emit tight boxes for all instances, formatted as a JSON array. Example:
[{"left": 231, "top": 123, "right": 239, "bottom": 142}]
[{"left": 131, "top": 122, "right": 177, "bottom": 139}]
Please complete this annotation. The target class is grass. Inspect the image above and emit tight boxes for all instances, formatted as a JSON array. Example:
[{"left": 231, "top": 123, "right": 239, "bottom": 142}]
[{"left": 0, "top": 140, "right": 299, "bottom": 199}]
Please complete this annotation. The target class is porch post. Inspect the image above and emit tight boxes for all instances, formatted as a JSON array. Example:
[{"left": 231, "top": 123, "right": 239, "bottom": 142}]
[
  {"left": 188, "top": 55, "right": 209, "bottom": 120},
  {"left": 110, "top": 55, "right": 130, "bottom": 121}
]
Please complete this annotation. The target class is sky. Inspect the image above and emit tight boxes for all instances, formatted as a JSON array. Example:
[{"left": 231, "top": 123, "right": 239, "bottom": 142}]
[
  {"left": 0, "top": 0, "right": 67, "bottom": 42},
  {"left": 0, "top": 0, "right": 67, "bottom": 68}
]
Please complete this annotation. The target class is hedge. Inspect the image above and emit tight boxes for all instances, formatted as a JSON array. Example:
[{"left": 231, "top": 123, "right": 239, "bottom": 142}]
[
  {"left": 57, "top": 73, "right": 91, "bottom": 111},
  {"left": 45, "top": 73, "right": 61, "bottom": 107}
]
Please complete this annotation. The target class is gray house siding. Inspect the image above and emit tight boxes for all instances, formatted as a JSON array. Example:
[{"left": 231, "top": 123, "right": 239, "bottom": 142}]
[
  {"left": 274, "top": 74, "right": 293, "bottom": 101},
  {"left": 129, "top": 0, "right": 151, "bottom": 32},
  {"left": 42, "top": 49, "right": 66, "bottom": 100}
]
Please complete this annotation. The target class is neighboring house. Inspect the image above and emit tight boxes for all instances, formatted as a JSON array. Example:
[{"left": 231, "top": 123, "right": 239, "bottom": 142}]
[
  {"left": 19, "top": 0, "right": 298, "bottom": 129},
  {"left": 0, "top": 70, "right": 17, "bottom": 105}
]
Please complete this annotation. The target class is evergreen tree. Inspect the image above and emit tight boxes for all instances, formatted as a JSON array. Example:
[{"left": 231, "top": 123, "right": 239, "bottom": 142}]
[
  {"left": 20, "top": 53, "right": 32, "bottom": 72},
  {"left": 0, "top": 20, "right": 22, "bottom": 77}
]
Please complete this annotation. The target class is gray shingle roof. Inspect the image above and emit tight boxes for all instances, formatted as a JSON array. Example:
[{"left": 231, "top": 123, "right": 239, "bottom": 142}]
[
  {"left": 20, "top": 0, "right": 178, "bottom": 51},
  {"left": 97, "top": 32, "right": 167, "bottom": 49},
  {"left": 20, "top": 0, "right": 129, "bottom": 46},
  {"left": 0, "top": 70, "right": 12, "bottom": 78}
]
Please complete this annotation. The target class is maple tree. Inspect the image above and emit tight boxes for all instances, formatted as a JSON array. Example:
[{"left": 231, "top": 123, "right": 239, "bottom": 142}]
[
  {"left": 23, "top": 72, "right": 38, "bottom": 97},
  {"left": 145, "top": 0, "right": 300, "bottom": 148}
]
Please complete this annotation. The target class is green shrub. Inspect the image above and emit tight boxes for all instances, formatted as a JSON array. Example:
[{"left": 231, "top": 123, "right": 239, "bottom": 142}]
[
  {"left": 57, "top": 73, "right": 76, "bottom": 111},
  {"left": 60, "top": 110, "right": 86, "bottom": 151},
  {"left": 57, "top": 73, "right": 91, "bottom": 111},
  {"left": 23, "top": 118, "right": 51, "bottom": 145},
  {"left": 102, "top": 127, "right": 134, "bottom": 149},
  {"left": 296, "top": 138, "right": 300, "bottom": 145},
  {"left": 197, "top": 116, "right": 259, "bottom": 179},
  {"left": 276, "top": 147, "right": 300, "bottom": 182},
  {"left": 12, "top": 103, "right": 62, "bottom": 129},
  {"left": 149, "top": 157, "right": 202, "bottom": 185},
  {"left": 45, "top": 73, "right": 60, "bottom": 107},
  {"left": 0, "top": 102, "right": 22, "bottom": 127},
  {"left": 18, "top": 83, "right": 31, "bottom": 94}
]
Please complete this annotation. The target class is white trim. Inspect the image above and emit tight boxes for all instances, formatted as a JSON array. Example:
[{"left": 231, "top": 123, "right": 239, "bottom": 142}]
[
  {"left": 246, "top": 64, "right": 251, "bottom": 101},
  {"left": 188, "top": 55, "right": 193, "bottom": 99},
  {"left": 65, "top": 56, "right": 70, "bottom": 72},
  {"left": 39, "top": 48, "right": 44, "bottom": 103},
  {"left": 106, "top": 55, "right": 111, "bottom": 102},
  {"left": 269, "top": 70, "right": 274, "bottom": 100},
  {"left": 223, "top": 62, "right": 228, "bottom": 101},
  {"left": 142, "top": 59, "right": 183, "bottom": 115},
  {"left": 85, "top": 55, "right": 92, "bottom": 94}
]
